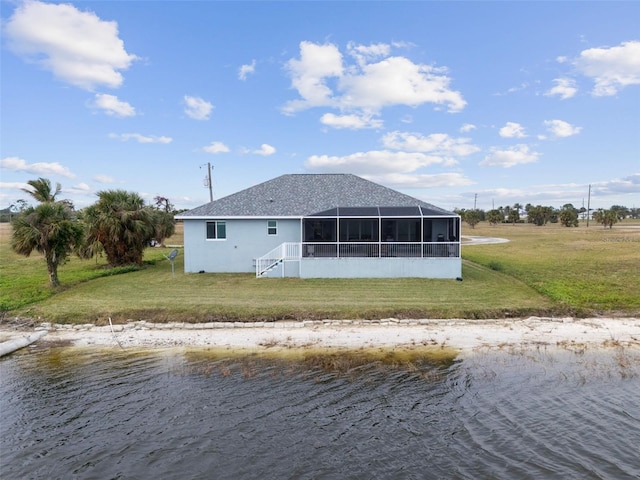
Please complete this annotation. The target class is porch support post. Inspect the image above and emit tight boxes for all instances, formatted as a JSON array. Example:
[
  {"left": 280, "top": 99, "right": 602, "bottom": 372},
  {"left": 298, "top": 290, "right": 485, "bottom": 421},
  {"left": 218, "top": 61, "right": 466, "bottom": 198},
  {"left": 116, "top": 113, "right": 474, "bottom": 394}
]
[
  {"left": 336, "top": 215, "right": 340, "bottom": 258},
  {"left": 378, "top": 216, "right": 382, "bottom": 257},
  {"left": 421, "top": 216, "right": 424, "bottom": 258}
]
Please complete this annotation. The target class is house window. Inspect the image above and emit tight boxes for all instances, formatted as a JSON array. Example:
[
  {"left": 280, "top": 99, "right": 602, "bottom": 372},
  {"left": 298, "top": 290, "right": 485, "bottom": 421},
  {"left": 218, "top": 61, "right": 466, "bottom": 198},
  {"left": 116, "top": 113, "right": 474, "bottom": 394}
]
[
  {"left": 206, "top": 221, "right": 226, "bottom": 240},
  {"left": 267, "top": 220, "right": 277, "bottom": 235}
]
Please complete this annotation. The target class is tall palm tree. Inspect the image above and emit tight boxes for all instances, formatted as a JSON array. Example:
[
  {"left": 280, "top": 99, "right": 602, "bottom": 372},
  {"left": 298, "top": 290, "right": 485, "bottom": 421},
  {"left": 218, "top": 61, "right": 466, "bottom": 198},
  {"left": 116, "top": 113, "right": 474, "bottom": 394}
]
[
  {"left": 11, "top": 201, "right": 84, "bottom": 287},
  {"left": 22, "top": 177, "right": 61, "bottom": 203},
  {"left": 82, "top": 190, "right": 155, "bottom": 266}
]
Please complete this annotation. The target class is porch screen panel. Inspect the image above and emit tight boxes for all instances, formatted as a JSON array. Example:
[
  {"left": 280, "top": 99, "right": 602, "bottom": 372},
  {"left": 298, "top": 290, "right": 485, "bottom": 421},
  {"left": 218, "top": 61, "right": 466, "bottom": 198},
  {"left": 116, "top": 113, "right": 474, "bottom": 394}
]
[
  {"left": 338, "top": 207, "right": 378, "bottom": 217},
  {"left": 382, "top": 219, "right": 421, "bottom": 241},
  {"left": 423, "top": 220, "right": 433, "bottom": 242},
  {"left": 379, "top": 206, "right": 421, "bottom": 216},
  {"left": 339, "top": 219, "right": 379, "bottom": 242},
  {"left": 304, "top": 219, "right": 336, "bottom": 242},
  {"left": 448, "top": 217, "right": 460, "bottom": 241}
]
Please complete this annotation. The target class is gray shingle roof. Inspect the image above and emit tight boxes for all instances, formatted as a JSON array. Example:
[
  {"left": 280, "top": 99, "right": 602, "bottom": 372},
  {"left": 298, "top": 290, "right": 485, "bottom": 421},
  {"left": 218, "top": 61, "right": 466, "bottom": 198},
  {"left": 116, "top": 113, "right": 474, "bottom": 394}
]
[{"left": 178, "top": 174, "right": 454, "bottom": 218}]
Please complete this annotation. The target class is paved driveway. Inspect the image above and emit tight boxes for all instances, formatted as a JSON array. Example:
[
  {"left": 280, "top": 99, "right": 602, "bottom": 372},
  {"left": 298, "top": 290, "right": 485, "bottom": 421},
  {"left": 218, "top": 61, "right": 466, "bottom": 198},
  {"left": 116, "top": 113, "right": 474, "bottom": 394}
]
[{"left": 462, "top": 235, "right": 510, "bottom": 245}]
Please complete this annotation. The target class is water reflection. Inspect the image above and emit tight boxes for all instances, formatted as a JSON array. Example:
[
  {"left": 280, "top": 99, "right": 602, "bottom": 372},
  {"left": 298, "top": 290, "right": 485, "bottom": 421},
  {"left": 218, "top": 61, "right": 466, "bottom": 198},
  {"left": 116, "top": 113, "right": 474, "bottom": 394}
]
[{"left": 1, "top": 346, "right": 639, "bottom": 479}]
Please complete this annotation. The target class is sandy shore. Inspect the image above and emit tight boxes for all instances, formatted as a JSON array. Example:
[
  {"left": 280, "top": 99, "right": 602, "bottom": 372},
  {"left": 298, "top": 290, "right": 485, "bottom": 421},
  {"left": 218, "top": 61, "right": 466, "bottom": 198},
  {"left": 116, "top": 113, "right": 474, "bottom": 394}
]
[{"left": 2, "top": 316, "right": 639, "bottom": 354}]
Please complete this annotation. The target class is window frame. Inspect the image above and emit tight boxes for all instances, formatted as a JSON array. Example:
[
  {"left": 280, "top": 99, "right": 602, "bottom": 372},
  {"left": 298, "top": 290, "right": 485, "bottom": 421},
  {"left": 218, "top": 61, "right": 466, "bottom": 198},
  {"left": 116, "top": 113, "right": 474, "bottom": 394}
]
[
  {"left": 206, "top": 220, "right": 227, "bottom": 240},
  {"left": 267, "top": 220, "right": 278, "bottom": 236}
]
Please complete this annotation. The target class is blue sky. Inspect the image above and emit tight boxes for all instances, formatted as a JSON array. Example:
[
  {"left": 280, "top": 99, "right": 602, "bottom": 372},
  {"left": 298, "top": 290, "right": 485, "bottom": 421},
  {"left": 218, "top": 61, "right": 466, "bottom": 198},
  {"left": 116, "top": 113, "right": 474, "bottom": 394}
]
[{"left": 1, "top": 1, "right": 639, "bottom": 212}]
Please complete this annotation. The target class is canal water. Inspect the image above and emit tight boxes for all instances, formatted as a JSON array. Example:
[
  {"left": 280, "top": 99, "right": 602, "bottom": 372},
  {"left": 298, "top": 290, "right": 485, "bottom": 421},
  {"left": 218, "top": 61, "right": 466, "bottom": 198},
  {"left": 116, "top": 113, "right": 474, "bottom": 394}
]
[{"left": 1, "top": 345, "right": 639, "bottom": 479}]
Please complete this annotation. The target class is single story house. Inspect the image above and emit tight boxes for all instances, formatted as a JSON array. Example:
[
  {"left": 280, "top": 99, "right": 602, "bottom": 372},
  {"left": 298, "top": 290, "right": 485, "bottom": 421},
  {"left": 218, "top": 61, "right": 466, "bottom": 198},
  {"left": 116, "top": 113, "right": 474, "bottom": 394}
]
[{"left": 176, "top": 174, "right": 461, "bottom": 279}]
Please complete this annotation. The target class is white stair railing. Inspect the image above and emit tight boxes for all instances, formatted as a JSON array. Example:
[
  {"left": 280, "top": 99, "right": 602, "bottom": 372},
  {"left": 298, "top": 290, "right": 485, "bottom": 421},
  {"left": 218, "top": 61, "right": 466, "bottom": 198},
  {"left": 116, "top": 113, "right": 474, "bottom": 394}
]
[{"left": 256, "top": 243, "right": 301, "bottom": 277}]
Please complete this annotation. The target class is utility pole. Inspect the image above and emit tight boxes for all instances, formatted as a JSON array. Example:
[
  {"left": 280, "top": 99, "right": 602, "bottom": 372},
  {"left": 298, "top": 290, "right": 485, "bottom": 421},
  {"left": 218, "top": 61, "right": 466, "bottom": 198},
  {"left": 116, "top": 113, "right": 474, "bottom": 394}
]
[
  {"left": 207, "top": 162, "right": 213, "bottom": 202},
  {"left": 586, "top": 184, "right": 591, "bottom": 227},
  {"left": 474, "top": 193, "right": 477, "bottom": 210},
  {"left": 201, "top": 162, "right": 213, "bottom": 202}
]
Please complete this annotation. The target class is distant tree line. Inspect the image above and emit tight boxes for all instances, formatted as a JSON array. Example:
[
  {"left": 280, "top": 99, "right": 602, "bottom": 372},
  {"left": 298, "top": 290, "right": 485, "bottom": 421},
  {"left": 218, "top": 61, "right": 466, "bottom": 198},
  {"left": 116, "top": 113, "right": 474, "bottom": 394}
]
[
  {"left": 7, "top": 178, "right": 177, "bottom": 287},
  {"left": 455, "top": 203, "right": 638, "bottom": 229}
]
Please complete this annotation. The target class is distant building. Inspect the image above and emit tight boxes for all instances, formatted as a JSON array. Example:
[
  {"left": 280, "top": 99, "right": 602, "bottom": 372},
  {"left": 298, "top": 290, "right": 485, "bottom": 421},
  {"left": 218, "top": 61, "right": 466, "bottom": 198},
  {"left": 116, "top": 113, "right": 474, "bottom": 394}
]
[{"left": 177, "top": 174, "right": 461, "bottom": 278}]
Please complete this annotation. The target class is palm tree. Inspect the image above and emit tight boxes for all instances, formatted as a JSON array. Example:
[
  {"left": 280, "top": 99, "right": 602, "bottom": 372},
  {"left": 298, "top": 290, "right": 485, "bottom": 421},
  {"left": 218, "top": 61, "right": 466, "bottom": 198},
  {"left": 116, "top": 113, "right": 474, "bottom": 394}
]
[
  {"left": 11, "top": 201, "right": 84, "bottom": 287},
  {"left": 82, "top": 190, "right": 155, "bottom": 266},
  {"left": 150, "top": 209, "right": 176, "bottom": 248},
  {"left": 22, "top": 177, "right": 61, "bottom": 203},
  {"left": 592, "top": 209, "right": 619, "bottom": 229},
  {"left": 151, "top": 195, "right": 176, "bottom": 247}
]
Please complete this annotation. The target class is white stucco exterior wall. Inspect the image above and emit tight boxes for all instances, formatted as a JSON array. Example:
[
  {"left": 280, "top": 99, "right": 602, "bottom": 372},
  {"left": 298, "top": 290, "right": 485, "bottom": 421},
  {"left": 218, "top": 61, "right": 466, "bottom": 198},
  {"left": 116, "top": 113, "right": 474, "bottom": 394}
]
[
  {"left": 182, "top": 218, "right": 301, "bottom": 273},
  {"left": 299, "top": 257, "right": 461, "bottom": 279}
]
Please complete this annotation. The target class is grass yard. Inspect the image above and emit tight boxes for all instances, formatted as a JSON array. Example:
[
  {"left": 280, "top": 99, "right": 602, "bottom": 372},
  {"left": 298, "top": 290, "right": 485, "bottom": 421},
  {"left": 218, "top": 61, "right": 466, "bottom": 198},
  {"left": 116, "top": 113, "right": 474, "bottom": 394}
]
[
  {"left": 1, "top": 220, "right": 638, "bottom": 324},
  {"left": 463, "top": 221, "right": 640, "bottom": 312}
]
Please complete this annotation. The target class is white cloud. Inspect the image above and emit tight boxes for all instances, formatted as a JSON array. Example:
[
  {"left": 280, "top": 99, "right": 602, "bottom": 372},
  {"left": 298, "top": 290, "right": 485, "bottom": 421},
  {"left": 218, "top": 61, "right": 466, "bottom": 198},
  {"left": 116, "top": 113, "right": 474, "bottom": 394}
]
[
  {"left": 253, "top": 144, "right": 276, "bottom": 156},
  {"left": 495, "top": 82, "right": 530, "bottom": 96},
  {"left": 93, "top": 93, "right": 136, "bottom": 117},
  {"left": 574, "top": 40, "right": 640, "bottom": 96},
  {"left": 202, "top": 141, "right": 230, "bottom": 154},
  {"left": 499, "top": 122, "right": 527, "bottom": 138},
  {"left": 109, "top": 133, "right": 172, "bottom": 143},
  {"left": 94, "top": 174, "right": 115, "bottom": 183},
  {"left": 460, "top": 123, "right": 476, "bottom": 133},
  {"left": 66, "top": 182, "right": 92, "bottom": 195},
  {"left": 306, "top": 150, "right": 446, "bottom": 175},
  {"left": 593, "top": 173, "right": 640, "bottom": 195},
  {"left": 283, "top": 41, "right": 343, "bottom": 113},
  {"left": 0, "top": 181, "right": 31, "bottom": 192},
  {"left": 320, "top": 113, "right": 383, "bottom": 129},
  {"left": 459, "top": 175, "right": 640, "bottom": 210},
  {"left": 307, "top": 130, "right": 479, "bottom": 178},
  {"left": 480, "top": 144, "right": 540, "bottom": 168},
  {"left": 382, "top": 131, "right": 480, "bottom": 159},
  {"left": 340, "top": 56, "right": 466, "bottom": 112},
  {"left": 4, "top": 0, "right": 137, "bottom": 90},
  {"left": 238, "top": 60, "right": 256, "bottom": 80},
  {"left": 0, "top": 156, "right": 76, "bottom": 178},
  {"left": 184, "top": 95, "right": 213, "bottom": 120},
  {"left": 283, "top": 41, "right": 466, "bottom": 125},
  {"left": 543, "top": 119, "right": 582, "bottom": 138},
  {"left": 545, "top": 78, "right": 578, "bottom": 100},
  {"left": 347, "top": 41, "right": 391, "bottom": 66},
  {"left": 1, "top": 186, "right": 27, "bottom": 207}
]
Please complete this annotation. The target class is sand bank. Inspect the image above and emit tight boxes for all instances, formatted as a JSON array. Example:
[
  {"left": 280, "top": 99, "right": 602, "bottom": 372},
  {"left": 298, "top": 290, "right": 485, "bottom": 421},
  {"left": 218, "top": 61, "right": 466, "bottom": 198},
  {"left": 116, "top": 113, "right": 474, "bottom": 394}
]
[{"left": 2, "top": 317, "right": 639, "bottom": 354}]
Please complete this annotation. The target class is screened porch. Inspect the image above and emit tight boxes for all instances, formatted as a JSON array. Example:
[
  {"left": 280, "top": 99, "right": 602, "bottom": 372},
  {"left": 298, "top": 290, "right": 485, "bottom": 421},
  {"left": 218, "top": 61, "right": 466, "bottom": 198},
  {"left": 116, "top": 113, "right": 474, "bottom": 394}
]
[{"left": 301, "top": 206, "right": 461, "bottom": 259}]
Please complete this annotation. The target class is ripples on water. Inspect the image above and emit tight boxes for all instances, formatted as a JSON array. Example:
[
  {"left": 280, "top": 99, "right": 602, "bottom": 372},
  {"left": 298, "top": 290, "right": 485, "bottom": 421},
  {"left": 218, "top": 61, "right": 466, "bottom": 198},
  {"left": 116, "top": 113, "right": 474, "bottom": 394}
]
[{"left": 1, "top": 346, "right": 639, "bottom": 479}]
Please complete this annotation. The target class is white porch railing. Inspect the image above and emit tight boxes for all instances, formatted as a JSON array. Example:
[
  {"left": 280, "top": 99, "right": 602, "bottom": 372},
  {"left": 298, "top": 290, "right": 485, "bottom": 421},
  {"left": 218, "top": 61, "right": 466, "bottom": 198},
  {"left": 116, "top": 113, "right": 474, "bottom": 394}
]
[
  {"left": 255, "top": 242, "right": 301, "bottom": 277},
  {"left": 302, "top": 242, "right": 460, "bottom": 258},
  {"left": 256, "top": 241, "right": 460, "bottom": 277}
]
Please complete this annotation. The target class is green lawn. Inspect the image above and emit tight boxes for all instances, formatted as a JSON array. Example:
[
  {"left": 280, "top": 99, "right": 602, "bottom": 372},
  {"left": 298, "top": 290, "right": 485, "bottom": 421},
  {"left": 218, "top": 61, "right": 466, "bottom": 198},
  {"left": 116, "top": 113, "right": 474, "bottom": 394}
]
[
  {"left": 1, "top": 220, "right": 638, "bottom": 324},
  {"left": 463, "top": 221, "right": 640, "bottom": 312}
]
